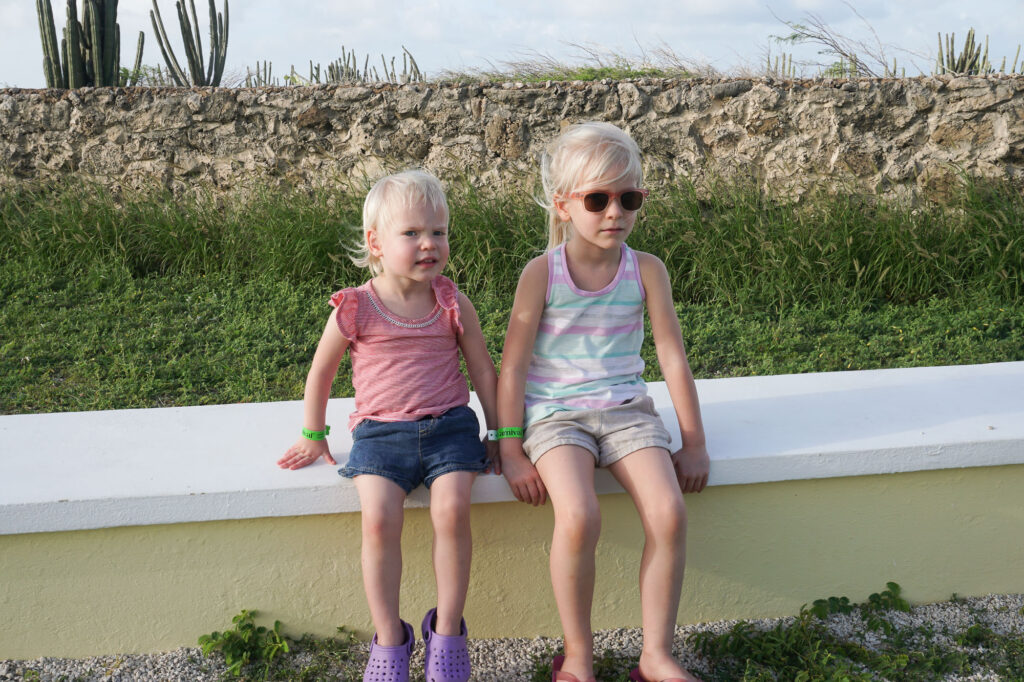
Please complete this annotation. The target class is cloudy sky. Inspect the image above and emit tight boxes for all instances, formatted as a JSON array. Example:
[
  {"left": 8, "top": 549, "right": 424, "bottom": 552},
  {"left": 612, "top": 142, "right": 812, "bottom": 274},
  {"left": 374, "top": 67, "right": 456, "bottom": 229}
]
[{"left": 2, "top": 0, "right": 1022, "bottom": 87}]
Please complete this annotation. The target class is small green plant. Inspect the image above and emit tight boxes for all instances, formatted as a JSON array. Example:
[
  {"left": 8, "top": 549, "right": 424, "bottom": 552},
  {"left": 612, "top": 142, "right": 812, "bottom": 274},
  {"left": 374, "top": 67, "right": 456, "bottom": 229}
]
[
  {"left": 198, "top": 609, "right": 289, "bottom": 679},
  {"left": 809, "top": 594, "right": 853, "bottom": 619},
  {"left": 864, "top": 581, "right": 911, "bottom": 614}
]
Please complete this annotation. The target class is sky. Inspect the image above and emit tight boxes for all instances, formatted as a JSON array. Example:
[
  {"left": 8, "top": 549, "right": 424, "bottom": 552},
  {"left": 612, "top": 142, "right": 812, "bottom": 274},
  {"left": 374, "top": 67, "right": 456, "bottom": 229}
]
[{"left": 2, "top": 0, "right": 1023, "bottom": 88}]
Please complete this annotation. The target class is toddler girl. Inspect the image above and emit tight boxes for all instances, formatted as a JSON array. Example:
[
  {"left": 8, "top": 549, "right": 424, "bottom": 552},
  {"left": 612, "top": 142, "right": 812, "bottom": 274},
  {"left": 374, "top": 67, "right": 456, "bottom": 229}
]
[
  {"left": 497, "top": 123, "right": 709, "bottom": 682},
  {"left": 278, "top": 170, "right": 498, "bottom": 682}
]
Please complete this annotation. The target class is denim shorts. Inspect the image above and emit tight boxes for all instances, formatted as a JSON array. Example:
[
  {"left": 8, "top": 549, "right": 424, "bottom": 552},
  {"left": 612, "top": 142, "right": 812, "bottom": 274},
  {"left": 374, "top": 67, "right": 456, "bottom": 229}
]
[
  {"left": 523, "top": 395, "right": 671, "bottom": 467},
  {"left": 339, "top": 405, "right": 488, "bottom": 494}
]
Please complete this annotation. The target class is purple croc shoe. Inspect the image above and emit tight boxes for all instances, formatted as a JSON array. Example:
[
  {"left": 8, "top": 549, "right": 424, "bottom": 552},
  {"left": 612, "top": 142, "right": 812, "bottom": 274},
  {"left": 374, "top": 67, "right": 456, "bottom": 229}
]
[
  {"left": 364, "top": 620, "right": 415, "bottom": 682},
  {"left": 421, "top": 608, "right": 471, "bottom": 682}
]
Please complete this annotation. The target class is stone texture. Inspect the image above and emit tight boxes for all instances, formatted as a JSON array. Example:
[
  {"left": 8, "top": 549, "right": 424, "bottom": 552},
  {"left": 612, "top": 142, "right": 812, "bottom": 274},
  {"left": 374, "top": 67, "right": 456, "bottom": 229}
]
[{"left": 1, "top": 76, "right": 1023, "bottom": 201}]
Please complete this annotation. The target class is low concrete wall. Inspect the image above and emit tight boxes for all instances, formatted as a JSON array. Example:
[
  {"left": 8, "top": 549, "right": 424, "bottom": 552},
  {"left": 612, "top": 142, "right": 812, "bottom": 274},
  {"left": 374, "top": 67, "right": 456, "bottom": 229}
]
[
  {"left": 2, "top": 76, "right": 1023, "bottom": 201},
  {"left": 2, "top": 363, "right": 1023, "bottom": 658}
]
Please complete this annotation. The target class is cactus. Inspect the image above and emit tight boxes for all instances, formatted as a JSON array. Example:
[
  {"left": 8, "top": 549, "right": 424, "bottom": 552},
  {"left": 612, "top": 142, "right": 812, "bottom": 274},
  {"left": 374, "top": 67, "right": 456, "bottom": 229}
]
[
  {"left": 245, "top": 60, "right": 277, "bottom": 87},
  {"left": 250, "top": 46, "right": 425, "bottom": 88},
  {"left": 767, "top": 52, "right": 796, "bottom": 79},
  {"left": 37, "top": 0, "right": 144, "bottom": 88},
  {"left": 936, "top": 28, "right": 991, "bottom": 75},
  {"left": 934, "top": 29, "right": 1024, "bottom": 76},
  {"left": 150, "top": 0, "right": 228, "bottom": 86}
]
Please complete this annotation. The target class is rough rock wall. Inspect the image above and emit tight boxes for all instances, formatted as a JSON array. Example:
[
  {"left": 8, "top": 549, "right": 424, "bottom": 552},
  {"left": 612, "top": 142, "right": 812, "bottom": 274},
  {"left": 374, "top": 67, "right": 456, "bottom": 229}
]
[{"left": 1, "top": 76, "right": 1022, "bottom": 200}]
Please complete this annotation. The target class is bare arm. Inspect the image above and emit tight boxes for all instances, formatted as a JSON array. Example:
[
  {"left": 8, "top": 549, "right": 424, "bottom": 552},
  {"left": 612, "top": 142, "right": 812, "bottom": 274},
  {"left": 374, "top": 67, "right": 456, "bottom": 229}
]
[
  {"left": 277, "top": 308, "right": 350, "bottom": 470},
  {"left": 637, "top": 251, "right": 709, "bottom": 493},
  {"left": 457, "top": 292, "right": 500, "bottom": 472},
  {"left": 496, "top": 256, "right": 549, "bottom": 506}
]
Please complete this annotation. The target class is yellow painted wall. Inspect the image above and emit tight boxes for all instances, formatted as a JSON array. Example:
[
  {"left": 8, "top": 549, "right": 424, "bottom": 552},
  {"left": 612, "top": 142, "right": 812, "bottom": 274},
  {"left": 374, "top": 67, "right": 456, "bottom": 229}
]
[{"left": 2, "top": 464, "right": 1023, "bottom": 659}]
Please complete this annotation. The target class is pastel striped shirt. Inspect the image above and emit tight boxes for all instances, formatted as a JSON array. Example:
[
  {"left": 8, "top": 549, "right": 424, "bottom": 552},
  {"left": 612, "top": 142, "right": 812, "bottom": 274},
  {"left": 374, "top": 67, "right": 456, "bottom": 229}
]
[
  {"left": 330, "top": 276, "right": 469, "bottom": 430},
  {"left": 524, "top": 243, "right": 648, "bottom": 426}
]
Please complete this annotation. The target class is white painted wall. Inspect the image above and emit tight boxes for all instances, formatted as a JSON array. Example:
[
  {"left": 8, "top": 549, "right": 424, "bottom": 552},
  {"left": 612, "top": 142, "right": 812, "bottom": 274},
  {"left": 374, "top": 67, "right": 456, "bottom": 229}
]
[{"left": 2, "top": 362, "right": 1023, "bottom": 535}]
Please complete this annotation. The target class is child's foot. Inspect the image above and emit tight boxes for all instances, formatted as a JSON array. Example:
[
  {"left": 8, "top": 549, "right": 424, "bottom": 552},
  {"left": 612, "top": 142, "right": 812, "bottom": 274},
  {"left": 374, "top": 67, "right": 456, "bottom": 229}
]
[
  {"left": 364, "top": 620, "right": 414, "bottom": 682},
  {"left": 630, "top": 652, "right": 703, "bottom": 682},
  {"left": 552, "top": 653, "right": 597, "bottom": 682},
  {"left": 422, "top": 607, "right": 471, "bottom": 682}
]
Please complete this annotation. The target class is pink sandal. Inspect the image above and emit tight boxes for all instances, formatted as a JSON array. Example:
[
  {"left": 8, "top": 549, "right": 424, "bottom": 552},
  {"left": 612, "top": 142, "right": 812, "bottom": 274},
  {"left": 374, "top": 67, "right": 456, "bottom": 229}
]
[
  {"left": 363, "top": 620, "right": 414, "bottom": 682},
  {"left": 421, "top": 608, "right": 471, "bottom": 682},
  {"left": 552, "top": 654, "right": 597, "bottom": 682}
]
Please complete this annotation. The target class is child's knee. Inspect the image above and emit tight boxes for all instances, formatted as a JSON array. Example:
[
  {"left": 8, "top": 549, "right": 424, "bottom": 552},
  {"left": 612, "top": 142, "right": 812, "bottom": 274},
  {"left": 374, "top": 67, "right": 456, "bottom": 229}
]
[
  {"left": 429, "top": 495, "right": 471, "bottom": 535},
  {"left": 554, "top": 502, "right": 602, "bottom": 547},
  {"left": 362, "top": 509, "right": 403, "bottom": 543},
  {"left": 646, "top": 497, "right": 687, "bottom": 540}
]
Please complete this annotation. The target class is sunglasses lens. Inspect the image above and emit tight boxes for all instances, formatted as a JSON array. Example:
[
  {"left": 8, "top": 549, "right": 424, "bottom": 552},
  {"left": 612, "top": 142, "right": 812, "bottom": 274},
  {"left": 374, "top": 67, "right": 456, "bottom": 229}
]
[
  {"left": 582, "top": 192, "right": 610, "bottom": 212},
  {"left": 620, "top": 191, "right": 645, "bottom": 211}
]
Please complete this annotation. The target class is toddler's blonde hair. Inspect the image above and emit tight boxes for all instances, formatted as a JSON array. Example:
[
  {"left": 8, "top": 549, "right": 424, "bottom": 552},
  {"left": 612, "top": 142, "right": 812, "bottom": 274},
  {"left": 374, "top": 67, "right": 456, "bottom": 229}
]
[
  {"left": 351, "top": 169, "right": 449, "bottom": 275},
  {"left": 539, "top": 122, "right": 644, "bottom": 251}
]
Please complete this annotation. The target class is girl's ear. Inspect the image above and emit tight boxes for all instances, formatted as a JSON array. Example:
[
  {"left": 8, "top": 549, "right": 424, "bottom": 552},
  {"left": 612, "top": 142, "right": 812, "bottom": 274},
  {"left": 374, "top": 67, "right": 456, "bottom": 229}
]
[
  {"left": 366, "top": 227, "right": 383, "bottom": 257},
  {"left": 554, "top": 195, "right": 572, "bottom": 223}
]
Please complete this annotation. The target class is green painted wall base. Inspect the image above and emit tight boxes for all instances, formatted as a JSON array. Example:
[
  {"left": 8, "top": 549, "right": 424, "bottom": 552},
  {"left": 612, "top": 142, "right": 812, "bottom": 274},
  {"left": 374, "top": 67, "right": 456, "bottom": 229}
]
[{"left": 2, "top": 465, "right": 1023, "bottom": 659}]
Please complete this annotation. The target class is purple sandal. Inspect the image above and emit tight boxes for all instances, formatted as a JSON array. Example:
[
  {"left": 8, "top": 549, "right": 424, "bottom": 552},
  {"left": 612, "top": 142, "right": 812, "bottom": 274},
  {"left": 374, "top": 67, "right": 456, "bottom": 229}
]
[
  {"left": 363, "top": 620, "right": 414, "bottom": 682},
  {"left": 421, "top": 607, "right": 471, "bottom": 682}
]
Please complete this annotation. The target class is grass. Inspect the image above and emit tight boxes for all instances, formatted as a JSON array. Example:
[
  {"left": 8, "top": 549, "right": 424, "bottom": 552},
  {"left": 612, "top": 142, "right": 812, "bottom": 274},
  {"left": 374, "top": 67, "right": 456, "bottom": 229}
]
[
  {"left": 1, "top": 175, "right": 1023, "bottom": 414},
  {"left": 437, "top": 44, "right": 714, "bottom": 83}
]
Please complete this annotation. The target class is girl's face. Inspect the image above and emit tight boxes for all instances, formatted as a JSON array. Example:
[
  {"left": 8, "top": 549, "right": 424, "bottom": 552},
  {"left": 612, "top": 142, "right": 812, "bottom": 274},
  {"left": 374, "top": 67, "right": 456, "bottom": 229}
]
[
  {"left": 555, "top": 173, "right": 641, "bottom": 251},
  {"left": 367, "top": 201, "right": 449, "bottom": 283}
]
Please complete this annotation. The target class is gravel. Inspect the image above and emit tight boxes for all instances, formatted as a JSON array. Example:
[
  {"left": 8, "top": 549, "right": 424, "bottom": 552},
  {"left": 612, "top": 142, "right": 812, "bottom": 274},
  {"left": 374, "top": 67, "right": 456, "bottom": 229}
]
[{"left": 2, "top": 593, "right": 1021, "bottom": 681}]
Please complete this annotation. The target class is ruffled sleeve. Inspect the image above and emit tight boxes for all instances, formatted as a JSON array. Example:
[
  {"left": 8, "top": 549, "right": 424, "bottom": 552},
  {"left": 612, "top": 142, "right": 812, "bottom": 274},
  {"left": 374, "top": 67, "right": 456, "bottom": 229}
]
[
  {"left": 432, "top": 276, "right": 463, "bottom": 335},
  {"left": 328, "top": 288, "right": 359, "bottom": 341}
]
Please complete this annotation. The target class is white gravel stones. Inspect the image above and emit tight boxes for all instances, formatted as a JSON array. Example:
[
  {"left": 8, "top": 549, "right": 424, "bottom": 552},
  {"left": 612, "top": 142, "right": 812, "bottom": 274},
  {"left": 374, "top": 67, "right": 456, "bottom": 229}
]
[{"left": 2, "top": 594, "right": 1021, "bottom": 681}]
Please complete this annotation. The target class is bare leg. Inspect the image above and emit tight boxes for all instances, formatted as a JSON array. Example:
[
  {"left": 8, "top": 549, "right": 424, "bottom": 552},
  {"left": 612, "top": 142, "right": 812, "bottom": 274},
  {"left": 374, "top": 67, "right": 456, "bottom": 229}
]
[
  {"left": 353, "top": 474, "right": 408, "bottom": 647},
  {"left": 536, "top": 445, "right": 600, "bottom": 682},
  {"left": 609, "top": 447, "right": 702, "bottom": 682},
  {"left": 428, "top": 471, "right": 477, "bottom": 636}
]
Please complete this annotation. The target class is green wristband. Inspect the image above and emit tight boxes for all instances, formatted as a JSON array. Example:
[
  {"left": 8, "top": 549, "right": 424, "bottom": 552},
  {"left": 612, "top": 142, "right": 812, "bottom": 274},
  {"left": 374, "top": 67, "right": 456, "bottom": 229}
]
[
  {"left": 302, "top": 425, "right": 331, "bottom": 441},
  {"left": 496, "top": 427, "right": 524, "bottom": 440}
]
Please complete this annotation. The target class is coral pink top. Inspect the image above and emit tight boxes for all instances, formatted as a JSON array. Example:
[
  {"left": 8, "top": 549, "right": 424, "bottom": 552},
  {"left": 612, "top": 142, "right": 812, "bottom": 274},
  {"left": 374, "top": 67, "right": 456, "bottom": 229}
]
[{"left": 330, "top": 276, "right": 469, "bottom": 430}]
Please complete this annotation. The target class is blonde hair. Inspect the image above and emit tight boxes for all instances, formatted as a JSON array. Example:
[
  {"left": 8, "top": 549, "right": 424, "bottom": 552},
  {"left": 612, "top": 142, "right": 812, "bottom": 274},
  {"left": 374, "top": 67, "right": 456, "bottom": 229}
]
[
  {"left": 539, "top": 122, "right": 644, "bottom": 251},
  {"left": 351, "top": 169, "right": 449, "bottom": 275}
]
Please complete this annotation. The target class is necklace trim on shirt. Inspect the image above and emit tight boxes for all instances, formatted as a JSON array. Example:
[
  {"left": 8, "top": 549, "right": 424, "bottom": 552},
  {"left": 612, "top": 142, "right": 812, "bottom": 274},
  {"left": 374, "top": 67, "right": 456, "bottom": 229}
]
[{"left": 367, "top": 292, "right": 443, "bottom": 329}]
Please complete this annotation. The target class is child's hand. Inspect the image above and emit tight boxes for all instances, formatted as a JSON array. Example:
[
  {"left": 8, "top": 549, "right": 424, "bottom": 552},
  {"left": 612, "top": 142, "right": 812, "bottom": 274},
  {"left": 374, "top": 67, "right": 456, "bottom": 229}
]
[
  {"left": 500, "top": 442, "right": 546, "bottom": 506},
  {"left": 672, "top": 444, "right": 709, "bottom": 494},
  {"left": 483, "top": 438, "right": 501, "bottom": 475},
  {"left": 278, "top": 438, "right": 337, "bottom": 470}
]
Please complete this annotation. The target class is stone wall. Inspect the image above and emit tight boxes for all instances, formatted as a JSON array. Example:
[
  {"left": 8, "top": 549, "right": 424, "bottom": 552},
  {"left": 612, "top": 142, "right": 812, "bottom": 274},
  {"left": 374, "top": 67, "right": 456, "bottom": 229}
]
[{"left": 1, "top": 75, "right": 1022, "bottom": 200}]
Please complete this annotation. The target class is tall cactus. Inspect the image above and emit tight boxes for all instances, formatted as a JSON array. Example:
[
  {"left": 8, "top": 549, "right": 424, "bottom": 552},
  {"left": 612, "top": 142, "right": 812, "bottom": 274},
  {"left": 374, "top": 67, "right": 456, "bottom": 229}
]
[
  {"left": 150, "top": 0, "right": 229, "bottom": 86},
  {"left": 37, "top": 0, "right": 144, "bottom": 88},
  {"left": 935, "top": 28, "right": 991, "bottom": 75}
]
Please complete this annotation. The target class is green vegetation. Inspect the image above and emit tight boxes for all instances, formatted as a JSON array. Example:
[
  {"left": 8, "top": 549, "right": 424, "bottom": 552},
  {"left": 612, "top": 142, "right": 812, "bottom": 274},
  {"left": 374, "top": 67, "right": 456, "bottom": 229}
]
[
  {"left": 522, "top": 585, "right": 1024, "bottom": 681},
  {"left": 1, "top": 176, "right": 1022, "bottom": 414},
  {"left": 149, "top": 0, "right": 229, "bottom": 87},
  {"left": 277, "top": 45, "right": 425, "bottom": 87},
  {"left": 685, "top": 583, "right": 1024, "bottom": 681},
  {"left": 36, "top": 0, "right": 145, "bottom": 88},
  {"left": 198, "top": 610, "right": 359, "bottom": 681},
  {"left": 198, "top": 610, "right": 289, "bottom": 679},
  {"left": 439, "top": 46, "right": 701, "bottom": 84}
]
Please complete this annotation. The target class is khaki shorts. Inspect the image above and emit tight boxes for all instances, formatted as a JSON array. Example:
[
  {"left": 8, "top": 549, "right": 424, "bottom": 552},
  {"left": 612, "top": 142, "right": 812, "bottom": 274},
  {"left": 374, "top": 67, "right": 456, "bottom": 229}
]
[{"left": 523, "top": 395, "right": 672, "bottom": 467}]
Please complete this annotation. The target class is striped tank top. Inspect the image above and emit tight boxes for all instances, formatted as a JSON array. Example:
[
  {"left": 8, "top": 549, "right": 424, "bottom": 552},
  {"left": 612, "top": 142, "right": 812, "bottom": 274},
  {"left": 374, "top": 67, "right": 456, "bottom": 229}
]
[{"left": 524, "top": 243, "right": 648, "bottom": 426}]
